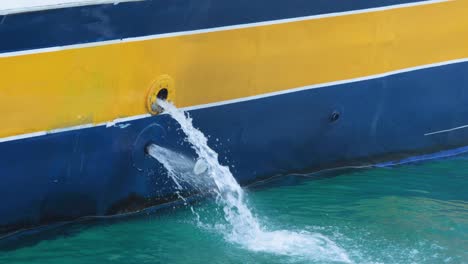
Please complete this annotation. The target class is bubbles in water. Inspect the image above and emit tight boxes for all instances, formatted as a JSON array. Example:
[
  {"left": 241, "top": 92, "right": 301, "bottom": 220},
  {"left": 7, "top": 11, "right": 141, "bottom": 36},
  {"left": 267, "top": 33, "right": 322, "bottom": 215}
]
[{"left": 149, "top": 100, "right": 352, "bottom": 263}]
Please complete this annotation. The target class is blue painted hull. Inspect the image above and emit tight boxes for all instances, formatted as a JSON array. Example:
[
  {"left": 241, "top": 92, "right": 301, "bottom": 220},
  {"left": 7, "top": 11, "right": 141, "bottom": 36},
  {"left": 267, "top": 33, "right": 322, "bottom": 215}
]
[
  {"left": 1, "top": 61, "right": 468, "bottom": 234},
  {"left": 0, "top": 0, "right": 429, "bottom": 53}
]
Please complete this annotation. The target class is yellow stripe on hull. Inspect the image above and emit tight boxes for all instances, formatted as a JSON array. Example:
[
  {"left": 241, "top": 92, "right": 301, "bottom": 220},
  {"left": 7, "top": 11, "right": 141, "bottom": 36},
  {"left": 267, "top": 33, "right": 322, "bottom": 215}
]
[{"left": 0, "top": 0, "right": 467, "bottom": 138}]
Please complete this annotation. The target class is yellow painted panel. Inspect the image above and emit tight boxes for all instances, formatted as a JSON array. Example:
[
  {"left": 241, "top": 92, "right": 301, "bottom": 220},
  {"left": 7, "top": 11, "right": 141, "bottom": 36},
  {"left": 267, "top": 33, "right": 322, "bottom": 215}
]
[{"left": 0, "top": 0, "right": 467, "bottom": 137}]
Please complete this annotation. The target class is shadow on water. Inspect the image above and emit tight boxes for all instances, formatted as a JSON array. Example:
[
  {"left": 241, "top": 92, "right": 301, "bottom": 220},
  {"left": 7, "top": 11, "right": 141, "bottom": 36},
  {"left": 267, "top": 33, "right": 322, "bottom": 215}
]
[
  {"left": 0, "top": 195, "right": 206, "bottom": 252},
  {"left": 248, "top": 149, "right": 468, "bottom": 201},
  {"left": 0, "top": 167, "right": 357, "bottom": 252},
  {"left": 2, "top": 150, "right": 468, "bottom": 253}
]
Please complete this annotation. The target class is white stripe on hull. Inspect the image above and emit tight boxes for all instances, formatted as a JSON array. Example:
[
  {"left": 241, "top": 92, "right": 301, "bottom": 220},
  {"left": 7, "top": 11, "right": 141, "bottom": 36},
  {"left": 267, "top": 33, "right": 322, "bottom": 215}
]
[
  {"left": 424, "top": 124, "right": 468, "bottom": 136},
  {"left": 0, "top": 57, "right": 467, "bottom": 143},
  {"left": 0, "top": 0, "right": 450, "bottom": 58},
  {"left": 0, "top": 0, "right": 143, "bottom": 16}
]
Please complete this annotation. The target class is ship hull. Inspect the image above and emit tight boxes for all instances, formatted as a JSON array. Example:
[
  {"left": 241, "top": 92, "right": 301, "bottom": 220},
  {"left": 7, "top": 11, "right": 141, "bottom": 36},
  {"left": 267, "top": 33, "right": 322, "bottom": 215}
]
[{"left": 1, "top": 0, "right": 468, "bottom": 234}]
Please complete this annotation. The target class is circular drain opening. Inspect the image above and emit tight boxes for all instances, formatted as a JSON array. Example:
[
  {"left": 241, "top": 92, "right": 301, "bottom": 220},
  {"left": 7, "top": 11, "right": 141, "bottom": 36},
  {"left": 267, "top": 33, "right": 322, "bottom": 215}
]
[
  {"left": 329, "top": 111, "right": 340, "bottom": 123},
  {"left": 146, "top": 75, "right": 175, "bottom": 115},
  {"left": 157, "top": 88, "right": 168, "bottom": 101}
]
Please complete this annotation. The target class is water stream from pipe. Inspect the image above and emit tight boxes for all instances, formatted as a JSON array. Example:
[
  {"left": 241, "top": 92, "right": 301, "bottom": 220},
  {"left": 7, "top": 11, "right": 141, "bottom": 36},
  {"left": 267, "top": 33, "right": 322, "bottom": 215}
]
[{"left": 147, "top": 100, "right": 352, "bottom": 263}]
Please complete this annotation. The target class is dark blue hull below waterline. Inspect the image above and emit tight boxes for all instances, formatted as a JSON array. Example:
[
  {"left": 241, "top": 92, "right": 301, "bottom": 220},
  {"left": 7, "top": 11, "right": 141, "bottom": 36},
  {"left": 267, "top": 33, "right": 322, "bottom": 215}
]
[{"left": 1, "top": 61, "right": 468, "bottom": 235}]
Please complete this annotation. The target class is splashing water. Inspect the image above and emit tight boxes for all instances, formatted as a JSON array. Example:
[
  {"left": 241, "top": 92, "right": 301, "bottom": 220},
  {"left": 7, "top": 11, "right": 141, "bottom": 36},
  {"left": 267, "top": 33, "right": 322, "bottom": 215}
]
[
  {"left": 146, "top": 145, "right": 212, "bottom": 191},
  {"left": 149, "top": 100, "right": 352, "bottom": 263}
]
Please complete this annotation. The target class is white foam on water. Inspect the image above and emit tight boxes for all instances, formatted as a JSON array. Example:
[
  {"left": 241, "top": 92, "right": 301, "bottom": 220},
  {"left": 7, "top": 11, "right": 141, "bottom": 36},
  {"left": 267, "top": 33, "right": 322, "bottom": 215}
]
[
  {"left": 150, "top": 100, "right": 352, "bottom": 263},
  {"left": 227, "top": 228, "right": 353, "bottom": 262}
]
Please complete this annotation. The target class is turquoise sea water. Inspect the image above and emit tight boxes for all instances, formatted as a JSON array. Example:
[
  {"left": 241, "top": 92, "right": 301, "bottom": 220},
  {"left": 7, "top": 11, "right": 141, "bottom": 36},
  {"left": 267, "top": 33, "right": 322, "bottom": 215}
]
[{"left": 1, "top": 155, "right": 467, "bottom": 264}]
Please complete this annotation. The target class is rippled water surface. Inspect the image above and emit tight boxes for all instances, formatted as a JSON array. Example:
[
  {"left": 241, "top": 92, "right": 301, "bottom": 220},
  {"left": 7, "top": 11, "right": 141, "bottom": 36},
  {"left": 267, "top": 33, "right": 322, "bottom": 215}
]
[{"left": 1, "top": 155, "right": 467, "bottom": 264}]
